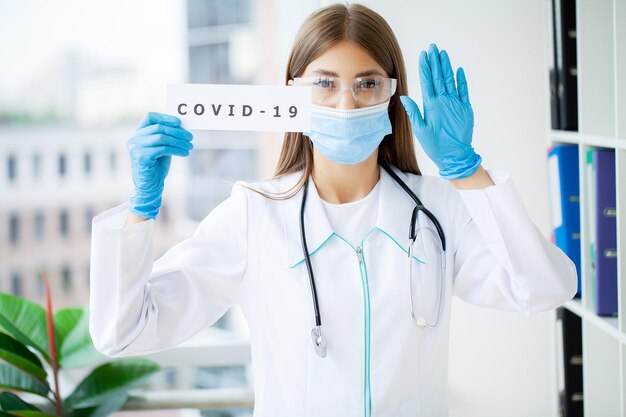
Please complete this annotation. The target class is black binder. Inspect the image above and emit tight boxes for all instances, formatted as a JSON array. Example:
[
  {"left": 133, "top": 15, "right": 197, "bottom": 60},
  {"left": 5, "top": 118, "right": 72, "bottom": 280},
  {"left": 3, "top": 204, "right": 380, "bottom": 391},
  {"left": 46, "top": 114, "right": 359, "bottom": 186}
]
[
  {"left": 548, "top": 0, "right": 560, "bottom": 129},
  {"left": 556, "top": 307, "right": 583, "bottom": 417},
  {"left": 551, "top": 0, "right": 578, "bottom": 131}
]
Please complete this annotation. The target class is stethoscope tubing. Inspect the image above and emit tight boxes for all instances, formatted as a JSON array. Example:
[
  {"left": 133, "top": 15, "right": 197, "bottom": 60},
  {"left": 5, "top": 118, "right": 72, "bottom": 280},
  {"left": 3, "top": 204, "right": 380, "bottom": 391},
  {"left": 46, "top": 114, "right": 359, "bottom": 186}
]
[
  {"left": 300, "top": 160, "right": 447, "bottom": 358},
  {"left": 300, "top": 177, "right": 323, "bottom": 328}
]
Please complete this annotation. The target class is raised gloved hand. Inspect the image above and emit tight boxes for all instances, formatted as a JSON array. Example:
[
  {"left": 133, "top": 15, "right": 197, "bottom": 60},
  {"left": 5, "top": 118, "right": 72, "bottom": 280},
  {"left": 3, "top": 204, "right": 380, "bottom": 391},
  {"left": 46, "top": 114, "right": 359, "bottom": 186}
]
[
  {"left": 399, "top": 43, "right": 482, "bottom": 180},
  {"left": 127, "top": 112, "right": 193, "bottom": 220}
]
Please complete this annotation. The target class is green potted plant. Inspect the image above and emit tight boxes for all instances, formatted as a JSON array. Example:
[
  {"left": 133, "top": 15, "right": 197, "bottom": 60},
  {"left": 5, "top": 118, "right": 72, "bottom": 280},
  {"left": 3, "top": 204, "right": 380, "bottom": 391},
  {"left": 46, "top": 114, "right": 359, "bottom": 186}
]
[{"left": 0, "top": 269, "right": 161, "bottom": 417}]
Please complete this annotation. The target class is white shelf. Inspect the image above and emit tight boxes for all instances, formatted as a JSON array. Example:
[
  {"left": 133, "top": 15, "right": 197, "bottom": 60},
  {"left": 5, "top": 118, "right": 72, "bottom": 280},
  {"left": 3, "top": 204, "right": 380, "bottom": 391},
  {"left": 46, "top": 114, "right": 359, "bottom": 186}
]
[
  {"left": 563, "top": 298, "right": 624, "bottom": 344},
  {"left": 550, "top": 130, "right": 626, "bottom": 149},
  {"left": 547, "top": 0, "right": 626, "bottom": 415}
]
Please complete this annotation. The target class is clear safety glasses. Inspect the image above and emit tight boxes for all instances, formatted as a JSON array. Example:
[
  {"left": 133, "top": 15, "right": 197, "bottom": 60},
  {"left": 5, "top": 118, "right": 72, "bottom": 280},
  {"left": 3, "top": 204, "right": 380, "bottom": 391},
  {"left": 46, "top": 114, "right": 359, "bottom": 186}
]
[
  {"left": 292, "top": 76, "right": 397, "bottom": 107},
  {"left": 408, "top": 225, "right": 446, "bottom": 329}
]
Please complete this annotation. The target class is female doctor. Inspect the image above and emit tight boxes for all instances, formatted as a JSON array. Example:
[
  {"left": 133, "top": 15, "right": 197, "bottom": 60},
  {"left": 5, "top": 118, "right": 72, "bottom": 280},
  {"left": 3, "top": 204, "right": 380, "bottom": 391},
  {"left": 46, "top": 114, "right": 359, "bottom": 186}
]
[{"left": 89, "top": 2, "right": 578, "bottom": 416}]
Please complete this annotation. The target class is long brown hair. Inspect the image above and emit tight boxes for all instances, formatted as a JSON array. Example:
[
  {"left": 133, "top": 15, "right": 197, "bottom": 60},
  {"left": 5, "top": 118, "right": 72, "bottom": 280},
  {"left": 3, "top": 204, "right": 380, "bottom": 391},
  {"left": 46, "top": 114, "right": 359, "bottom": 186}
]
[{"left": 243, "top": 2, "right": 420, "bottom": 200}]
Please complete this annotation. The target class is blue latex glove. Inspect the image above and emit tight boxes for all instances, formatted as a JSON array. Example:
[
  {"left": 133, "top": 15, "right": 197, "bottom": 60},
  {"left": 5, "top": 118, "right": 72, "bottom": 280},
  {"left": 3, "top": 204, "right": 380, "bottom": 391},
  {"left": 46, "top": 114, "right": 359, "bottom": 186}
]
[
  {"left": 127, "top": 112, "right": 193, "bottom": 220},
  {"left": 399, "top": 43, "right": 482, "bottom": 180}
]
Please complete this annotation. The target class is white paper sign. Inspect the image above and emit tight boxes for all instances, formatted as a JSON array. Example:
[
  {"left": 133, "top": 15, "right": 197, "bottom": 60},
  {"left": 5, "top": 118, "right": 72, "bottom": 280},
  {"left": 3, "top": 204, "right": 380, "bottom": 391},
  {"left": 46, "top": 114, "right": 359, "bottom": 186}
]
[{"left": 166, "top": 83, "right": 312, "bottom": 132}]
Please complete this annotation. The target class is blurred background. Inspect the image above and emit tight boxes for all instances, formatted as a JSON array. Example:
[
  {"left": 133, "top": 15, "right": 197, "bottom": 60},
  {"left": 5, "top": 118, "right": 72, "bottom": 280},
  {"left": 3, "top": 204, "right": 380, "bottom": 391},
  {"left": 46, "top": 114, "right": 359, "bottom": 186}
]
[{"left": 0, "top": 0, "right": 563, "bottom": 416}]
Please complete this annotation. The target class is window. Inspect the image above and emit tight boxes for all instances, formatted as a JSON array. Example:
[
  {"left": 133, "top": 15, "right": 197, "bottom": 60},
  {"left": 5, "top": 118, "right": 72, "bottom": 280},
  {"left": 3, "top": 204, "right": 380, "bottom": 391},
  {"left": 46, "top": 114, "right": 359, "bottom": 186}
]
[
  {"left": 61, "top": 265, "right": 72, "bottom": 292},
  {"left": 187, "top": 148, "right": 258, "bottom": 221},
  {"left": 9, "top": 213, "right": 19, "bottom": 246},
  {"left": 11, "top": 272, "right": 22, "bottom": 296},
  {"left": 85, "top": 207, "right": 94, "bottom": 234},
  {"left": 7, "top": 154, "right": 17, "bottom": 182},
  {"left": 164, "top": 368, "right": 177, "bottom": 388},
  {"left": 32, "top": 153, "right": 41, "bottom": 179},
  {"left": 59, "top": 209, "right": 69, "bottom": 237},
  {"left": 189, "top": 43, "right": 231, "bottom": 84},
  {"left": 187, "top": 0, "right": 250, "bottom": 28},
  {"left": 36, "top": 269, "right": 46, "bottom": 298},
  {"left": 109, "top": 150, "right": 117, "bottom": 173},
  {"left": 58, "top": 153, "right": 67, "bottom": 177},
  {"left": 34, "top": 211, "right": 45, "bottom": 240},
  {"left": 84, "top": 152, "right": 92, "bottom": 175},
  {"left": 159, "top": 202, "right": 168, "bottom": 225}
]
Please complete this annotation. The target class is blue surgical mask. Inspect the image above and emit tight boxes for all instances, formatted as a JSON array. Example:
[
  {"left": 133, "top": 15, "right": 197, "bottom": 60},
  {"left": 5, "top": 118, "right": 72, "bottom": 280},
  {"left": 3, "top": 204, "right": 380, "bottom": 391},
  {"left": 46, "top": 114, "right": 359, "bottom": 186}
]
[{"left": 303, "top": 100, "right": 392, "bottom": 164}]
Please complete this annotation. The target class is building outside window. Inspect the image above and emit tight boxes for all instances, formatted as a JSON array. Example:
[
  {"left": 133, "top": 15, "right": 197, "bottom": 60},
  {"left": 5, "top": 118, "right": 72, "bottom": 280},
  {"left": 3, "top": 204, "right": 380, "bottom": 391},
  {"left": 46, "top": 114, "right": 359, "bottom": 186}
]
[
  {"left": 1, "top": 1, "right": 262, "bottom": 413},
  {"left": 32, "top": 153, "right": 41, "bottom": 179},
  {"left": 7, "top": 154, "right": 17, "bottom": 182},
  {"left": 59, "top": 209, "right": 69, "bottom": 237},
  {"left": 34, "top": 211, "right": 45, "bottom": 240},
  {"left": 85, "top": 207, "right": 94, "bottom": 234},
  {"left": 9, "top": 213, "right": 20, "bottom": 246},
  {"left": 35, "top": 269, "right": 46, "bottom": 298},
  {"left": 187, "top": 148, "right": 258, "bottom": 222},
  {"left": 187, "top": 0, "right": 250, "bottom": 28},
  {"left": 58, "top": 153, "right": 67, "bottom": 177},
  {"left": 189, "top": 43, "right": 231, "bottom": 84},
  {"left": 11, "top": 272, "right": 22, "bottom": 296},
  {"left": 84, "top": 151, "right": 92, "bottom": 175},
  {"left": 109, "top": 149, "right": 116, "bottom": 173},
  {"left": 61, "top": 265, "right": 72, "bottom": 292}
]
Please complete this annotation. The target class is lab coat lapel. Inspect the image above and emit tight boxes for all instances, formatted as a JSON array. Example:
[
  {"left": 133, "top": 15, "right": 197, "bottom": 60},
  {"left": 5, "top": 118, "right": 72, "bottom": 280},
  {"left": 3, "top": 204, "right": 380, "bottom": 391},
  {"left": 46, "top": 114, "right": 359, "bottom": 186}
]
[
  {"left": 374, "top": 163, "right": 417, "bottom": 251},
  {"left": 281, "top": 163, "right": 418, "bottom": 269},
  {"left": 280, "top": 169, "right": 335, "bottom": 269}
]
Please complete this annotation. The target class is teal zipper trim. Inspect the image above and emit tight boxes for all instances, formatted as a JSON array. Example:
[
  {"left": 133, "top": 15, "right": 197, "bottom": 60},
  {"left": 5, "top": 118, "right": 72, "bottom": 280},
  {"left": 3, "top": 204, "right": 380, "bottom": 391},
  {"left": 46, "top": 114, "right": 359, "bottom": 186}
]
[
  {"left": 360, "top": 246, "right": 373, "bottom": 417},
  {"left": 334, "top": 231, "right": 374, "bottom": 417},
  {"left": 291, "top": 226, "right": 427, "bottom": 416},
  {"left": 357, "top": 246, "right": 370, "bottom": 417},
  {"left": 288, "top": 226, "right": 426, "bottom": 269},
  {"left": 361, "top": 227, "right": 372, "bottom": 416}
]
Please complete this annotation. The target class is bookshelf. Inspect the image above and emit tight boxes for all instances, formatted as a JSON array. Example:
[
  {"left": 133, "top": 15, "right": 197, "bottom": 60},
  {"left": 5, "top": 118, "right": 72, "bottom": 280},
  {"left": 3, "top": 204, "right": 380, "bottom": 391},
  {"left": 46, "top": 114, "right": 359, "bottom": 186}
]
[{"left": 546, "top": 0, "right": 626, "bottom": 415}]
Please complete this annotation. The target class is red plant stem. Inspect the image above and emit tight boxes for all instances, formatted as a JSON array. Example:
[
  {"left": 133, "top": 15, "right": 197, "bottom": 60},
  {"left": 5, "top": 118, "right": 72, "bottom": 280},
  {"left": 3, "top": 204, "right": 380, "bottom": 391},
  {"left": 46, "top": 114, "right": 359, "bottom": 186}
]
[{"left": 40, "top": 269, "right": 63, "bottom": 416}]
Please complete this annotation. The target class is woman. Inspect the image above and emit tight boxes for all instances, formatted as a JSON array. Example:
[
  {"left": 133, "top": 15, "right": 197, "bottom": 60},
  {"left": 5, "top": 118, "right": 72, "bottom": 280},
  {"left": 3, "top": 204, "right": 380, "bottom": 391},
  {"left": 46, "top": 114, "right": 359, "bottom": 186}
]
[{"left": 89, "top": 3, "right": 577, "bottom": 416}]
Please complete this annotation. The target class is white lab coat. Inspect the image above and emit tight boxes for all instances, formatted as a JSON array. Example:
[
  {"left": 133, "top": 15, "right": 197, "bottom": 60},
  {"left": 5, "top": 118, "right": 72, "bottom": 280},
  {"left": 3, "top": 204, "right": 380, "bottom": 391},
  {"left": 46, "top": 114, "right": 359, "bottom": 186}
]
[{"left": 88, "top": 163, "right": 577, "bottom": 417}]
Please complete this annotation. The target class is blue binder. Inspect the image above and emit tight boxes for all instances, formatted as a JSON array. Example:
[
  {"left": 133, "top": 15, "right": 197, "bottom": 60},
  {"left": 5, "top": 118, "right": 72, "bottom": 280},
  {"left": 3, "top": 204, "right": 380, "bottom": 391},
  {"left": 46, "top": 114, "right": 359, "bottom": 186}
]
[
  {"left": 548, "top": 144, "right": 581, "bottom": 296},
  {"left": 593, "top": 150, "right": 618, "bottom": 316}
]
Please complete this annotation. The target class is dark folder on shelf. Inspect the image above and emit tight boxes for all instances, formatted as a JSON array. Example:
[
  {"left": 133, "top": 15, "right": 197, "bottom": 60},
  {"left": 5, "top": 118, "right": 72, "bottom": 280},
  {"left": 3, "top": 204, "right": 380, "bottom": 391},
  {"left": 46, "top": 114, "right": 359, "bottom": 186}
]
[
  {"left": 548, "top": 0, "right": 560, "bottom": 129},
  {"left": 556, "top": 307, "right": 584, "bottom": 417},
  {"left": 548, "top": 144, "right": 581, "bottom": 296},
  {"left": 551, "top": 0, "right": 578, "bottom": 131},
  {"left": 593, "top": 150, "right": 618, "bottom": 316}
]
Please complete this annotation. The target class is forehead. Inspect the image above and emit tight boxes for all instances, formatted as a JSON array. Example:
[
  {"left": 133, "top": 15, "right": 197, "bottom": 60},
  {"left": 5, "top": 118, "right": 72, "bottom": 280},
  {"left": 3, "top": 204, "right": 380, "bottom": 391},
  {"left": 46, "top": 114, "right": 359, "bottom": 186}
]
[{"left": 302, "top": 40, "right": 387, "bottom": 78}]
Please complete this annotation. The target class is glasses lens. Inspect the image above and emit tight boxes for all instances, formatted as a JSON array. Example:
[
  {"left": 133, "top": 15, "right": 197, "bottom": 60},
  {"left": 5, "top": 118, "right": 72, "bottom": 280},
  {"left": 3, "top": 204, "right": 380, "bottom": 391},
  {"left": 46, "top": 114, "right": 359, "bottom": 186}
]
[
  {"left": 409, "top": 226, "right": 444, "bottom": 328},
  {"left": 310, "top": 77, "right": 333, "bottom": 105},
  {"left": 353, "top": 76, "right": 395, "bottom": 106},
  {"left": 295, "top": 76, "right": 396, "bottom": 107}
]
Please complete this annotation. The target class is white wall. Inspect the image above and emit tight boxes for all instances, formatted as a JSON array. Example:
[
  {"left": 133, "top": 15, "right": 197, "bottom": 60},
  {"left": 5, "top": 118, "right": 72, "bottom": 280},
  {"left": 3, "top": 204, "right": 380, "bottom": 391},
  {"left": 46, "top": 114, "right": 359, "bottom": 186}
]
[{"left": 360, "top": 0, "right": 557, "bottom": 416}]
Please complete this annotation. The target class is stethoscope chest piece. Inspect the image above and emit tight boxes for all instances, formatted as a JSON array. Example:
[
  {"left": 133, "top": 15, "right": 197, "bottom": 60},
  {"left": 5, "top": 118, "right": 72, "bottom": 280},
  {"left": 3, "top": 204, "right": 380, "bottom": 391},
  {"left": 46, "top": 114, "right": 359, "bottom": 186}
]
[{"left": 311, "top": 325, "right": 327, "bottom": 357}]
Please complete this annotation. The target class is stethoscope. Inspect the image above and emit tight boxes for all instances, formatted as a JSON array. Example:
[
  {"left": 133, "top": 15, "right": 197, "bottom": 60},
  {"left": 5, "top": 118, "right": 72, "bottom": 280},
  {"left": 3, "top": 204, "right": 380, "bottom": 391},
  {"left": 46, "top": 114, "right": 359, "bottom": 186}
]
[{"left": 300, "top": 159, "right": 447, "bottom": 358}]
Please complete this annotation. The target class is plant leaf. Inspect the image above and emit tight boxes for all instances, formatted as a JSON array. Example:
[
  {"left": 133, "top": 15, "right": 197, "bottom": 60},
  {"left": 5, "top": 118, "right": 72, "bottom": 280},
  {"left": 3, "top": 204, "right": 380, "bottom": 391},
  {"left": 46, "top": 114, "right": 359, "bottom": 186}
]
[
  {"left": 0, "top": 363, "right": 50, "bottom": 398},
  {"left": 0, "top": 333, "right": 48, "bottom": 383},
  {"left": 65, "top": 394, "right": 127, "bottom": 417},
  {"left": 56, "top": 308, "right": 102, "bottom": 369},
  {"left": 0, "top": 391, "right": 41, "bottom": 412},
  {"left": 0, "top": 294, "right": 49, "bottom": 364},
  {"left": 63, "top": 358, "right": 159, "bottom": 410},
  {"left": 52, "top": 308, "right": 82, "bottom": 354},
  {"left": 1, "top": 411, "right": 59, "bottom": 417}
]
